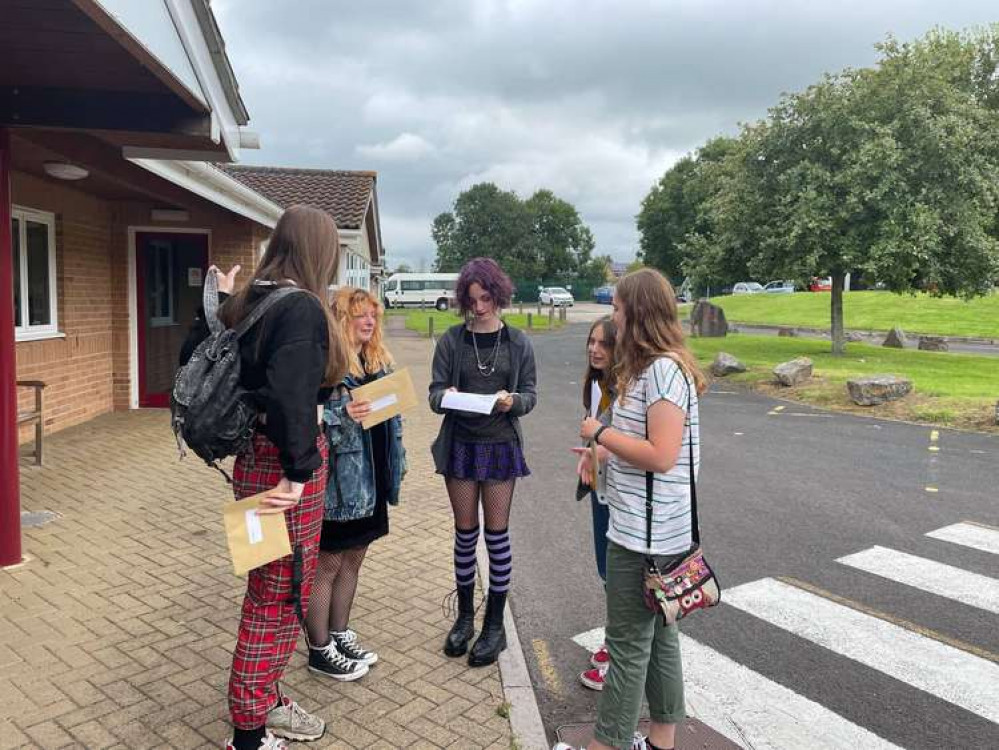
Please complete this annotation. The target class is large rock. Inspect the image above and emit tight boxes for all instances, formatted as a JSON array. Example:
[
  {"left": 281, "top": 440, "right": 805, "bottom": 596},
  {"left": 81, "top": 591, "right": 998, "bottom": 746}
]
[
  {"left": 918, "top": 336, "right": 949, "bottom": 352},
  {"left": 690, "top": 300, "right": 728, "bottom": 337},
  {"left": 882, "top": 327, "right": 906, "bottom": 348},
  {"left": 847, "top": 375, "right": 913, "bottom": 406},
  {"left": 773, "top": 357, "right": 813, "bottom": 386},
  {"left": 777, "top": 326, "right": 797, "bottom": 337},
  {"left": 710, "top": 352, "right": 746, "bottom": 377}
]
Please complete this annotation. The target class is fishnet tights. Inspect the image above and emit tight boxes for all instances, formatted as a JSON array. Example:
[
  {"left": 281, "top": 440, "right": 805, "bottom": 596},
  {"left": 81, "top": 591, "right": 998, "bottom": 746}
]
[
  {"left": 445, "top": 478, "right": 516, "bottom": 531},
  {"left": 306, "top": 546, "right": 369, "bottom": 645}
]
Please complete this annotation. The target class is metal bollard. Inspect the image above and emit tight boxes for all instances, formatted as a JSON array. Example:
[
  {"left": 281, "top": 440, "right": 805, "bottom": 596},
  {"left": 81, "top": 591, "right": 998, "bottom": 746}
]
[
  {"left": 527, "top": 312, "right": 533, "bottom": 330},
  {"left": 519, "top": 301, "right": 524, "bottom": 315},
  {"left": 548, "top": 305, "right": 554, "bottom": 328},
  {"left": 428, "top": 317, "right": 435, "bottom": 339}
]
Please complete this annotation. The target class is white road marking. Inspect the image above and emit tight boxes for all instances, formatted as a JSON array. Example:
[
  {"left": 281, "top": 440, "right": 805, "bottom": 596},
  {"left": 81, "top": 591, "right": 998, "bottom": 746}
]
[
  {"left": 724, "top": 578, "right": 999, "bottom": 723},
  {"left": 837, "top": 546, "right": 999, "bottom": 614},
  {"left": 927, "top": 522, "right": 999, "bottom": 556},
  {"left": 572, "top": 626, "right": 903, "bottom": 749}
]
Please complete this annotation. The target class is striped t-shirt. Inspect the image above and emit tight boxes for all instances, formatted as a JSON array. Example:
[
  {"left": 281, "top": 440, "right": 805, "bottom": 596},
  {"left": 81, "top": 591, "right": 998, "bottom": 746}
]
[{"left": 605, "top": 356, "right": 700, "bottom": 555}]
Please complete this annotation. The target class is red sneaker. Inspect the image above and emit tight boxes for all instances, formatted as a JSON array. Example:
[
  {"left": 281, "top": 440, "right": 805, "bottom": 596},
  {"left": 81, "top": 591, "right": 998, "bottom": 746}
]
[
  {"left": 590, "top": 644, "right": 610, "bottom": 669},
  {"left": 579, "top": 665, "right": 607, "bottom": 691}
]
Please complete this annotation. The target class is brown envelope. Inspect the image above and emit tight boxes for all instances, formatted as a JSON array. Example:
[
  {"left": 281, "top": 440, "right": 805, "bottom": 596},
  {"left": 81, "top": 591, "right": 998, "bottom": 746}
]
[
  {"left": 349, "top": 367, "right": 418, "bottom": 429},
  {"left": 222, "top": 492, "right": 292, "bottom": 576}
]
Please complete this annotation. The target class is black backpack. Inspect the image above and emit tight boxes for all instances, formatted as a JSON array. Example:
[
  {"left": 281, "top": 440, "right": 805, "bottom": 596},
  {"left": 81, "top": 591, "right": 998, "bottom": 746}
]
[{"left": 170, "top": 273, "right": 304, "bottom": 477}]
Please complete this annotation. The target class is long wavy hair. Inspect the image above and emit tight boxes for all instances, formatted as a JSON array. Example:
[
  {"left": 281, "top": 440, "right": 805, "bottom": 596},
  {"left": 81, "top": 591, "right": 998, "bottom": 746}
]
[
  {"left": 220, "top": 205, "right": 348, "bottom": 385},
  {"left": 333, "top": 286, "right": 393, "bottom": 378},
  {"left": 582, "top": 315, "right": 617, "bottom": 412},
  {"left": 614, "top": 268, "right": 707, "bottom": 401}
]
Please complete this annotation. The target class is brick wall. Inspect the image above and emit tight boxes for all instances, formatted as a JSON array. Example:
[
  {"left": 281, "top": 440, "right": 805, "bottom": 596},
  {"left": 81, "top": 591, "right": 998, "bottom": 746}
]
[{"left": 13, "top": 173, "right": 270, "bottom": 441}]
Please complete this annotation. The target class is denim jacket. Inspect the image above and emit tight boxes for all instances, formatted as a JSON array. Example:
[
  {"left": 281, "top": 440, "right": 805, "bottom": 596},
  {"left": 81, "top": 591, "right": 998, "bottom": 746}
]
[{"left": 323, "top": 370, "right": 406, "bottom": 522}]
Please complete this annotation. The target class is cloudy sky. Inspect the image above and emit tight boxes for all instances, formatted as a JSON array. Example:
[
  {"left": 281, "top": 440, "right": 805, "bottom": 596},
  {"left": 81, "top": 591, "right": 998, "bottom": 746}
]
[{"left": 212, "top": 1, "right": 997, "bottom": 270}]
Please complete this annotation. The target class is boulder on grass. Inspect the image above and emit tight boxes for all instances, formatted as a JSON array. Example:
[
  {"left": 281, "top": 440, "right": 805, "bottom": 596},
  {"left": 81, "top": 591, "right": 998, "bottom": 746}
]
[
  {"left": 710, "top": 352, "right": 747, "bottom": 377},
  {"left": 847, "top": 375, "right": 913, "bottom": 406},
  {"left": 777, "top": 326, "right": 797, "bottom": 337},
  {"left": 773, "top": 357, "right": 813, "bottom": 386},
  {"left": 882, "top": 327, "right": 906, "bottom": 348},
  {"left": 690, "top": 300, "right": 728, "bottom": 337},
  {"left": 918, "top": 336, "right": 949, "bottom": 352}
]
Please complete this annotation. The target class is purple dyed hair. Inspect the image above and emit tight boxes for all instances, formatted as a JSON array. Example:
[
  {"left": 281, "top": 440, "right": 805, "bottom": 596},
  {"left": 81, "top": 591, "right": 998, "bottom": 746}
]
[{"left": 455, "top": 257, "right": 514, "bottom": 313}]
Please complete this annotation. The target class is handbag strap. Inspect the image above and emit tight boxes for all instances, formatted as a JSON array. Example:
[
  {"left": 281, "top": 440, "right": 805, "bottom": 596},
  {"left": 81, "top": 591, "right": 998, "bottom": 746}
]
[{"left": 645, "top": 371, "right": 699, "bottom": 552}]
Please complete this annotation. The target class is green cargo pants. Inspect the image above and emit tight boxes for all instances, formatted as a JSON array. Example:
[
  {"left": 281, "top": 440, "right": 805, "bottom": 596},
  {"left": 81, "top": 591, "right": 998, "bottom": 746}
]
[{"left": 594, "top": 541, "right": 686, "bottom": 749}]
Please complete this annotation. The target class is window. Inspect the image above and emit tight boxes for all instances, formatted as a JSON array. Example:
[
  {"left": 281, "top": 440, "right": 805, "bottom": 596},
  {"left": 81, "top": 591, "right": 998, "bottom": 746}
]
[
  {"left": 12, "top": 207, "right": 58, "bottom": 341},
  {"left": 401, "top": 280, "right": 424, "bottom": 291},
  {"left": 148, "top": 240, "right": 175, "bottom": 326}
]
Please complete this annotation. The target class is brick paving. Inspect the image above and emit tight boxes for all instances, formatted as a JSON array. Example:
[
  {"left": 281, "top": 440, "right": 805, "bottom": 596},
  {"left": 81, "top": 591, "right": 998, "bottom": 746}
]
[{"left": 1, "top": 335, "right": 514, "bottom": 750}]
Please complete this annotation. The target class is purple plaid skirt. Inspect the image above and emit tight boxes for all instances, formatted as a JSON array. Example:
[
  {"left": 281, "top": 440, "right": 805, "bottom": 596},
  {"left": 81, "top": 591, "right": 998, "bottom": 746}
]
[{"left": 447, "top": 439, "right": 531, "bottom": 481}]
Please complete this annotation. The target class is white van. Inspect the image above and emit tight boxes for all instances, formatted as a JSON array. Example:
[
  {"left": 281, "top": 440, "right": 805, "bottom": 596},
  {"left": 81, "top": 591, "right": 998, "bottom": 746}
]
[{"left": 383, "top": 273, "right": 459, "bottom": 311}]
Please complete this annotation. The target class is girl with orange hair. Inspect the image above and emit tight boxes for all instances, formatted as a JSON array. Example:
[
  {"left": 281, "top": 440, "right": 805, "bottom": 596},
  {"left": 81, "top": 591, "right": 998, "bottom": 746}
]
[{"left": 305, "top": 287, "right": 405, "bottom": 682}]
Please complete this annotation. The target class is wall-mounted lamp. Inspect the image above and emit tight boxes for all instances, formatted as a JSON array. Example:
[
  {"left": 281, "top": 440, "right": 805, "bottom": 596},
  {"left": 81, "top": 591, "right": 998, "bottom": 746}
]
[{"left": 43, "top": 161, "right": 89, "bottom": 181}]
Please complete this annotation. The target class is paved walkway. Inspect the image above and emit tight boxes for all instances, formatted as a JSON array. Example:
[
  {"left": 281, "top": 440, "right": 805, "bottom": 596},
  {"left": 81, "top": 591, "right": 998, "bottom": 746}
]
[{"left": 1, "top": 337, "right": 514, "bottom": 750}]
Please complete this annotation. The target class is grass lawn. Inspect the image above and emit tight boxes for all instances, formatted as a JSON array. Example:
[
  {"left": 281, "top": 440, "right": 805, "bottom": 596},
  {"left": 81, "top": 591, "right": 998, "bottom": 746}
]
[
  {"left": 689, "top": 334, "right": 999, "bottom": 432},
  {"left": 403, "top": 309, "right": 565, "bottom": 336},
  {"left": 708, "top": 291, "right": 999, "bottom": 339}
]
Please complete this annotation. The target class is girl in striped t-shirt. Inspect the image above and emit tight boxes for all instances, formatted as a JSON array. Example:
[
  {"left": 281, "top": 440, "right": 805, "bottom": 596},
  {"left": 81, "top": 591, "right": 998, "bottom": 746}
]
[{"left": 564, "top": 268, "right": 707, "bottom": 750}]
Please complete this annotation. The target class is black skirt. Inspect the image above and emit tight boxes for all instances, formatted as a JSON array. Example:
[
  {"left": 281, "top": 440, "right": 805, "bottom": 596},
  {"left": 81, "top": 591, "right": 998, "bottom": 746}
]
[{"left": 319, "top": 419, "right": 391, "bottom": 552}]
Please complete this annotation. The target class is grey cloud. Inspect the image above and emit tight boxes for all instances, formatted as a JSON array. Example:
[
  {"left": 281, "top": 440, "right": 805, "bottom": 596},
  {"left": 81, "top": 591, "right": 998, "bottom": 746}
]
[{"left": 214, "top": 0, "right": 998, "bottom": 267}]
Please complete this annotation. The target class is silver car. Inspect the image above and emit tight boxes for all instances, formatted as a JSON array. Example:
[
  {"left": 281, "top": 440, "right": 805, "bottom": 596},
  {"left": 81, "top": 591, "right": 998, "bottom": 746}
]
[{"left": 539, "top": 286, "right": 575, "bottom": 306}]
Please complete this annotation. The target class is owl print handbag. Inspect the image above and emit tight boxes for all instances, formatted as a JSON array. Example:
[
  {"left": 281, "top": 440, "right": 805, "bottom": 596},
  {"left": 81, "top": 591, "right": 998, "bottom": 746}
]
[{"left": 642, "top": 384, "right": 721, "bottom": 626}]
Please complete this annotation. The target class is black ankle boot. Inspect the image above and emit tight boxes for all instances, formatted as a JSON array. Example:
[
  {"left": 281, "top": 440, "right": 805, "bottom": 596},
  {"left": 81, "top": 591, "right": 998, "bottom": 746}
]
[
  {"left": 443, "top": 583, "right": 476, "bottom": 657},
  {"left": 468, "top": 589, "right": 507, "bottom": 667}
]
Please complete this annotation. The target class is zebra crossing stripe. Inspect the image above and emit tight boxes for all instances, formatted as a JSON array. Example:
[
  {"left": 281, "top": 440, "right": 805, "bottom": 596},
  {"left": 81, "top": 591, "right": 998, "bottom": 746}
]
[
  {"left": 572, "top": 627, "right": 903, "bottom": 749},
  {"left": 724, "top": 578, "right": 999, "bottom": 724},
  {"left": 926, "top": 522, "right": 999, "bottom": 556},
  {"left": 680, "top": 635, "right": 903, "bottom": 750},
  {"left": 837, "top": 546, "right": 999, "bottom": 615}
]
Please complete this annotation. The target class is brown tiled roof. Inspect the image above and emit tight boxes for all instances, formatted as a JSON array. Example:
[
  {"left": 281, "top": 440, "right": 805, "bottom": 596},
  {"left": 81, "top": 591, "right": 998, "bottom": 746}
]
[{"left": 218, "top": 165, "right": 376, "bottom": 230}]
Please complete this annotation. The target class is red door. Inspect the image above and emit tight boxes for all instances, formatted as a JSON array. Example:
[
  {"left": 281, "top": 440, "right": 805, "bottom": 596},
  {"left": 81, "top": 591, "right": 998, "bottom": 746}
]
[{"left": 135, "top": 232, "right": 208, "bottom": 407}]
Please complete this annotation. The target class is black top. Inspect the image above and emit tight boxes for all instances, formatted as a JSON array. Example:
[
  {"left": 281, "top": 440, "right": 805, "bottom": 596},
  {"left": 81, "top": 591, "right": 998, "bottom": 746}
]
[
  {"left": 453, "top": 328, "right": 517, "bottom": 443},
  {"left": 179, "top": 287, "right": 330, "bottom": 482}
]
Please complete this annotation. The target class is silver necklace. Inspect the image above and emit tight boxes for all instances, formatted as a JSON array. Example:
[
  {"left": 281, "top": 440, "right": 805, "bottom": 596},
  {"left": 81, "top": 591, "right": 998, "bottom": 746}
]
[{"left": 471, "top": 324, "right": 503, "bottom": 377}]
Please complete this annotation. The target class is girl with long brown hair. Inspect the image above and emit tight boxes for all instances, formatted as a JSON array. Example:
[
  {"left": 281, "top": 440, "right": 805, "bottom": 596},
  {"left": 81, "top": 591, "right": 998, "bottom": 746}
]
[
  {"left": 305, "top": 287, "right": 406, "bottom": 682},
  {"left": 558, "top": 268, "right": 707, "bottom": 750},
  {"left": 181, "top": 205, "right": 348, "bottom": 750}
]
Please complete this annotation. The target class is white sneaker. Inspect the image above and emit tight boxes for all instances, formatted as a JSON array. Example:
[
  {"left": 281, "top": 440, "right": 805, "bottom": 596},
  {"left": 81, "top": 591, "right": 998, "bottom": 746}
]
[
  {"left": 266, "top": 696, "right": 325, "bottom": 741},
  {"left": 552, "top": 732, "right": 646, "bottom": 750},
  {"left": 224, "top": 731, "right": 288, "bottom": 750}
]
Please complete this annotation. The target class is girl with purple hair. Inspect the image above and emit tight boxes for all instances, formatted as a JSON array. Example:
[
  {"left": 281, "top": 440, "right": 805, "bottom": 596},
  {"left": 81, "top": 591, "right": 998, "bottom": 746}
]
[{"left": 428, "top": 257, "right": 537, "bottom": 667}]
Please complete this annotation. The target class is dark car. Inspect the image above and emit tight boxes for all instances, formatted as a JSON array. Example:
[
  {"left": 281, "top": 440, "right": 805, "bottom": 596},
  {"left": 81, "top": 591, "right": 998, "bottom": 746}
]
[{"left": 593, "top": 285, "right": 614, "bottom": 304}]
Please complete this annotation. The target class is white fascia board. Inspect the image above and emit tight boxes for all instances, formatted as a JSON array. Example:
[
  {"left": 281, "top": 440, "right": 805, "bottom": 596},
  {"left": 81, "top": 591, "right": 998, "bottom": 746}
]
[
  {"left": 165, "top": 0, "right": 245, "bottom": 160},
  {"left": 129, "top": 158, "right": 282, "bottom": 228}
]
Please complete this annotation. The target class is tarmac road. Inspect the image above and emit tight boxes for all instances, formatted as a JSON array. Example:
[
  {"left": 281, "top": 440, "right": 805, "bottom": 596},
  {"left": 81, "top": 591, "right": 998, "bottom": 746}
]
[{"left": 508, "top": 322, "right": 999, "bottom": 749}]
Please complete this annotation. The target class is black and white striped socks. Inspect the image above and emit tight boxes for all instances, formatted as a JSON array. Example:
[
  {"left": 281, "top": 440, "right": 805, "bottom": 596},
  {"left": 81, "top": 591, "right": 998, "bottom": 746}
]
[
  {"left": 484, "top": 528, "right": 512, "bottom": 593},
  {"left": 453, "top": 526, "right": 479, "bottom": 588}
]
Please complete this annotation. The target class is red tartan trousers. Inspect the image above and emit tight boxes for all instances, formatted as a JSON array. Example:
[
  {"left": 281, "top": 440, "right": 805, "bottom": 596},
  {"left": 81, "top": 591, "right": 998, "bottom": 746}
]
[{"left": 228, "top": 432, "right": 327, "bottom": 730}]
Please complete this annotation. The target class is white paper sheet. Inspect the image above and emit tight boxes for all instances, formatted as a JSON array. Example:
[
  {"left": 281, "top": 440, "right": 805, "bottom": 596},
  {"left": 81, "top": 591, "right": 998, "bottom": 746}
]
[
  {"left": 441, "top": 390, "right": 500, "bottom": 415},
  {"left": 368, "top": 393, "right": 398, "bottom": 413},
  {"left": 590, "top": 380, "right": 602, "bottom": 418}
]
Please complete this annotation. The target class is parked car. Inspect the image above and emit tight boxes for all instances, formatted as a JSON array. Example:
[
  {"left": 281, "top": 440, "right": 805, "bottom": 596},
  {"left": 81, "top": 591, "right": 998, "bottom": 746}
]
[
  {"left": 764, "top": 280, "right": 795, "bottom": 294},
  {"left": 539, "top": 286, "right": 575, "bottom": 306},
  {"left": 593, "top": 285, "right": 615, "bottom": 304},
  {"left": 732, "top": 282, "right": 765, "bottom": 295},
  {"left": 809, "top": 277, "right": 833, "bottom": 292}
]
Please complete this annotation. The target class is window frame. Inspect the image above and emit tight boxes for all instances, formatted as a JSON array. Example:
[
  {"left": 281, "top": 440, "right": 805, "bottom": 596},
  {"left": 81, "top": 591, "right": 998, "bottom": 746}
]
[
  {"left": 147, "top": 239, "right": 176, "bottom": 328},
  {"left": 12, "top": 205, "right": 60, "bottom": 342}
]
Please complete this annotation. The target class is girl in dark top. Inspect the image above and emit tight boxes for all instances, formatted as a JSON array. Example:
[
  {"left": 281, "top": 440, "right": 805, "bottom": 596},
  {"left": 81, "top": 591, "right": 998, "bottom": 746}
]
[
  {"left": 306, "top": 287, "right": 405, "bottom": 682},
  {"left": 429, "top": 258, "right": 537, "bottom": 667},
  {"left": 181, "top": 205, "right": 348, "bottom": 750}
]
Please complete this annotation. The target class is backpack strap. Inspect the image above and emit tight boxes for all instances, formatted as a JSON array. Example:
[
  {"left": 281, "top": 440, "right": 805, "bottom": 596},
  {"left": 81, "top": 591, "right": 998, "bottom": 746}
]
[
  {"left": 233, "top": 286, "right": 306, "bottom": 339},
  {"left": 202, "top": 268, "right": 224, "bottom": 336},
  {"left": 645, "top": 371, "right": 699, "bottom": 552}
]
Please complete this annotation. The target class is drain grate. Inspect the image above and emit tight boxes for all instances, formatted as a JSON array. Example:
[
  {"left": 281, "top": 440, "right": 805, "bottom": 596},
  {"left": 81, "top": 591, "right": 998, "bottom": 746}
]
[{"left": 20, "top": 510, "right": 60, "bottom": 528}]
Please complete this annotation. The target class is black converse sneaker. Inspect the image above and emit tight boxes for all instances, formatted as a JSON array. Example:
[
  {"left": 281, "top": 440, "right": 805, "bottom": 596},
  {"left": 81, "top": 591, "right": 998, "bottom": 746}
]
[
  {"left": 308, "top": 639, "right": 369, "bottom": 681},
  {"left": 330, "top": 629, "right": 379, "bottom": 666}
]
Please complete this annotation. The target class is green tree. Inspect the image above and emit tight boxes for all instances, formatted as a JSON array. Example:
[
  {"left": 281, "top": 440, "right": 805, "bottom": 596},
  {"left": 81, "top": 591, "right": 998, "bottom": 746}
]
[
  {"left": 689, "top": 27, "right": 999, "bottom": 354},
  {"left": 432, "top": 182, "right": 596, "bottom": 282}
]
